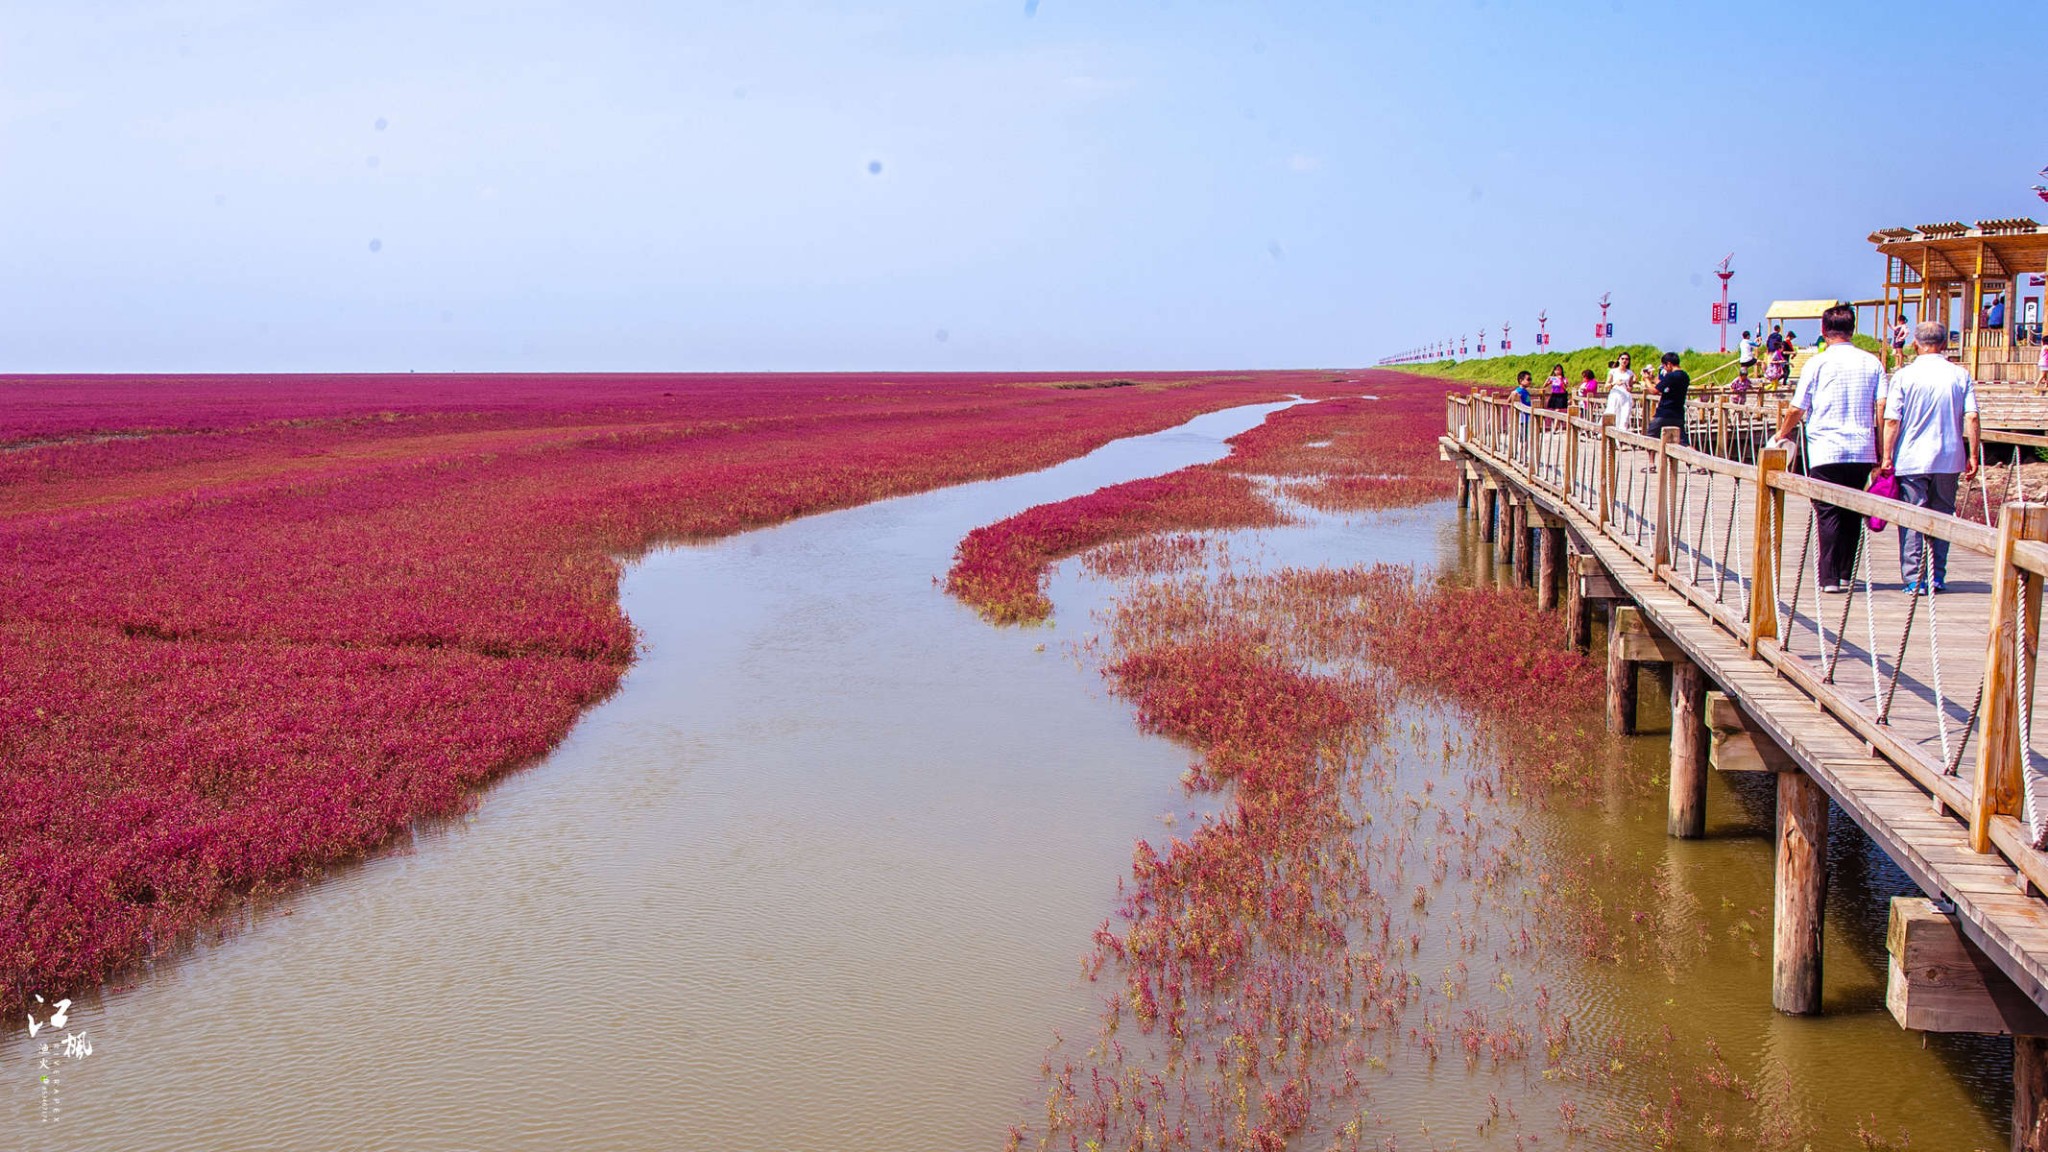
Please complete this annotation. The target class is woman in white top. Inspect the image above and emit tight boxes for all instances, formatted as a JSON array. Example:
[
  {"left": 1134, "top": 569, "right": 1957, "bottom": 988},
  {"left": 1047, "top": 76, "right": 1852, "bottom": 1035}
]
[
  {"left": 1603, "top": 372, "right": 1634, "bottom": 431},
  {"left": 1603, "top": 352, "right": 1638, "bottom": 431},
  {"left": 1605, "top": 351, "right": 1636, "bottom": 392}
]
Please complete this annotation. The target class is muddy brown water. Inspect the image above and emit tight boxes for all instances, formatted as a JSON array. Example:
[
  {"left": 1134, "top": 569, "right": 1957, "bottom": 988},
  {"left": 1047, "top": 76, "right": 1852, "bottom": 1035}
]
[{"left": 4, "top": 402, "right": 2012, "bottom": 1150}]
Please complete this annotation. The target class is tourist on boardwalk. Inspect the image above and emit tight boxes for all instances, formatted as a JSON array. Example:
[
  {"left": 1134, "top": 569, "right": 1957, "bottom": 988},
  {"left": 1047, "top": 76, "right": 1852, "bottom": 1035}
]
[
  {"left": 1646, "top": 351, "right": 1690, "bottom": 443},
  {"left": 1545, "top": 363, "right": 1570, "bottom": 410},
  {"left": 1602, "top": 363, "right": 1635, "bottom": 432},
  {"left": 1606, "top": 351, "right": 1636, "bottom": 401},
  {"left": 1511, "top": 371, "right": 1534, "bottom": 408},
  {"left": 1766, "top": 340, "right": 1792, "bottom": 388},
  {"left": 1772, "top": 305, "right": 1886, "bottom": 593},
  {"left": 1739, "top": 330, "right": 1757, "bottom": 373},
  {"left": 1766, "top": 325, "right": 1785, "bottom": 358},
  {"left": 1890, "top": 315, "right": 1911, "bottom": 369},
  {"left": 1879, "top": 321, "right": 1980, "bottom": 593},
  {"left": 1578, "top": 368, "right": 1601, "bottom": 417},
  {"left": 1730, "top": 366, "right": 1755, "bottom": 404}
]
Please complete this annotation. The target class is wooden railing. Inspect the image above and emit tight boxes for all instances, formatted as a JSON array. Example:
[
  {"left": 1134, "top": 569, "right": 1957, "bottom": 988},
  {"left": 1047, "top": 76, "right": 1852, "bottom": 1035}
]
[{"left": 1455, "top": 390, "right": 2048, "bottom": 890}]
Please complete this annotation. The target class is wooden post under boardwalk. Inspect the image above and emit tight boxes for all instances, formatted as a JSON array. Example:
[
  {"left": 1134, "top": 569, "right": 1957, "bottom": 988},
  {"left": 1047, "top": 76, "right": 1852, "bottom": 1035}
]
[
  {"left": 1669, "top": 660, "right": 1709, "bottom": 838},
  {"left": 1536, "top": 525, "right": 1563, "bottom": 612},
  {"left": 1512, "top": 501, "right": 1533, "bottom": 586},
  {"left": 1480, "top": 484, "right": 1498, "bottom": 544},
  {"left": 1607, "top": 605, "right": 1640, "bottom": 736},
  {"left": 1774, "top": 768, "right": 1829, "bottom": 1014},
  {"left": 1565, "top": 558, "right": 1590, "bottom": 653},
  {"left": 2019, "top": 1037, "right": 2048, "bottom": 1152}
]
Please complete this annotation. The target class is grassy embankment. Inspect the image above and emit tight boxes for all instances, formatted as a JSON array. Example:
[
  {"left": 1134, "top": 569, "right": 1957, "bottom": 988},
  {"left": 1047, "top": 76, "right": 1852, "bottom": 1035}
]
[{"left": 1393, "top": 336, "right": 1887, "bottom": 392}]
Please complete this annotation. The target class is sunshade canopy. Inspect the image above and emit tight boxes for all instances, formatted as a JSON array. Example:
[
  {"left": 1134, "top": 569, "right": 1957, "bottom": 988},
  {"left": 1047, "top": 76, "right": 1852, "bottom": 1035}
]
[{"left": 1764, "top": 299, "right": 1845, "bottom": 320}]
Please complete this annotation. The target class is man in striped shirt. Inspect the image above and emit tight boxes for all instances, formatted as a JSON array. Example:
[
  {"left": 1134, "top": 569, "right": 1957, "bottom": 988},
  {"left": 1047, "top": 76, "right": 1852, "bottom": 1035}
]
[{"left": 1772, "top": 305, "right": 1886, "bottom": 592}]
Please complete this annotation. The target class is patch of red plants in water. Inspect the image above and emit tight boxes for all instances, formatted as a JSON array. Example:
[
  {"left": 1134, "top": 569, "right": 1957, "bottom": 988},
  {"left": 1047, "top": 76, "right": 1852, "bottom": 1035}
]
[
  {"left": 947, "top": 382, "right": 1459, "bottom": 624},
  {"left": 947, "top": 469, "right": 1287, "bottom": 624},
  {"left": 985, "top": 375, "right": 1843, "bottom": 1148},
  {"left": 1, "top": 369, "right": 1364, "bottom": 1013}
]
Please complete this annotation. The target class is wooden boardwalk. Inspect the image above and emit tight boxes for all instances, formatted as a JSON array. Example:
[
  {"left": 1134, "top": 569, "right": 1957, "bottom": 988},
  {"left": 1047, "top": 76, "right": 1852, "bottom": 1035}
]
[{"left": 1444, "top": 392, "right": 2048, "bottom": 1148}]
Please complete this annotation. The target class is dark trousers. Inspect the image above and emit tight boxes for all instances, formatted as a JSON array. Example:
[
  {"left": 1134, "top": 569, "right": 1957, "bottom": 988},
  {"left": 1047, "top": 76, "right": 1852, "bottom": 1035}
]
[
  {"left": 1897, "top": 473, "right": 1960, "bottom": 584},
  {"left": 1810, "top": 461, "right": 1874, "bottom": 587}
]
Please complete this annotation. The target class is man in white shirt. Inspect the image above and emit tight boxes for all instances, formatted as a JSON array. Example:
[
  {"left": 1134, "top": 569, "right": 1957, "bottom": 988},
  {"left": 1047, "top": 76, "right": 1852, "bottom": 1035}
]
[
  {"left": 1772, "top": 305, "right": 1886, "bottom": 592},
  {"left": 1739, "top": 330, "right": 1757, "bottom": 371},
  {"left": 1880, "top": 321, "right": 1980, "bottom": 592}
]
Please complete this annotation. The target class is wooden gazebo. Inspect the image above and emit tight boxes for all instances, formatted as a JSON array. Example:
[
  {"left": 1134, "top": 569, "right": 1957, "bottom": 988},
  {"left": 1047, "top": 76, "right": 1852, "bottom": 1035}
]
[{"left": 1872, "top": 218, "right": 2048, "bottom": 382}]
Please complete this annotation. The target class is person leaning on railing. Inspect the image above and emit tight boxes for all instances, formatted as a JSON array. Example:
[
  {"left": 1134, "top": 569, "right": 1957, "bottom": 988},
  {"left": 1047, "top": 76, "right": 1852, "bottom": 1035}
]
[
  {"left": 1879, "top": 321, "right": 1981, "bottom": 594},
  {"left": 1770, "top": 305, "right": 1886, "bottom": 594}
]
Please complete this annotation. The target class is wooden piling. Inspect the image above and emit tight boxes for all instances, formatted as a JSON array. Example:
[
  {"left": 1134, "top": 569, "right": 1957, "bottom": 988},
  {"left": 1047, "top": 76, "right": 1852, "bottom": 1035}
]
[
  {"left": 1537, "top": 525, "right": 1563, "bottom": 611},
  {"left": 1512, "top": 501, "right": 1533, "bottom": 587},
  {"left": 1774, "top": 768, "right": 1829, "bottom": 1015},
  {"left": 1457, "top": 474, "right": 1471, "bottom": 511},
  {"left": 2018, "top": 1037, "right": 2048, "bottom": 1152},
  {"left": 1565, "top": 555, "right": 1590, "bottom": 653},
  {"left": 1669, "top": 661, "right": 1709, "bottom": 838},
  {"left": 1607, "top": 604, "right": 1639, "bottom": 736},
  {"left": 1480, "top": 485, "right": 1498, "bottom": 544}
]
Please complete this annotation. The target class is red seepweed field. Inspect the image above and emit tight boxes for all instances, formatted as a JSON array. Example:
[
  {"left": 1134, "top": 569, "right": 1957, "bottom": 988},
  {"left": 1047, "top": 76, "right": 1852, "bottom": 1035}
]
[{"left": 2, "top": 369, "right": 1402, "bottom": 1011}]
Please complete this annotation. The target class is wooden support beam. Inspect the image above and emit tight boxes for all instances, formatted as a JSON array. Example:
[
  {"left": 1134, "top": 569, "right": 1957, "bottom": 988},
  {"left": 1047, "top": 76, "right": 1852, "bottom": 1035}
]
[
  {"left": 1610, "top": 604, "right": 1684, "bottom": 662},
  {"left": 1457, "top": 473, "right": 1470, "bottom": 510},
  {"left": 1713, "top": 729, "right": 1798, "bottom": 774},
  {"left": 1480, "top": 485, "right": 1498, "bottom": 544},
  {"left": 1706, "top": 691, "right": 1800, "bottom": 773},
  {"left": 1578, "top": 569, "right": 1623, "bottom": 599},
  {"left": 1669, "top": 661, "right": 1708, "bottom": 838},
  {"left": 1774, "top": 768, "right": 1829, "bottom": 1015},
  {"left": 1536, "top": 526, "right": 1563, "bottom": 611},
  {"left": 1886, "top": 897, "right": 2048, "bottom": 1035},
  {"left": 1607, "top": 604, "right": 1641, "bottom": 736}
]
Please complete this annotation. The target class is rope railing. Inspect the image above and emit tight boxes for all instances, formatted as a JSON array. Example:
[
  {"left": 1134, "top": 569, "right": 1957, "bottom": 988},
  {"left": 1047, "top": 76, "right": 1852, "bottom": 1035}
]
[{"left": 1456, "top": 389, "right": 2048, "bottom": 886}]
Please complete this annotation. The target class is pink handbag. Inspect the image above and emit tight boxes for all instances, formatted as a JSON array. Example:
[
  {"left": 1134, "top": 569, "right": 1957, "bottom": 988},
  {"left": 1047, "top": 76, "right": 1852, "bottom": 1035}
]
[{"left": 1867, "top": 471, "right": 1899, "bottom": 532}]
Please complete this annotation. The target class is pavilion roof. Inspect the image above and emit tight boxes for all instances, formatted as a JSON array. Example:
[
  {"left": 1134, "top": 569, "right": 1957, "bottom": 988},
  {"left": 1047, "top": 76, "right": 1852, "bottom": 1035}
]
[{"left": 1870, "top": 219, "right": 2048, "bottom": 284}]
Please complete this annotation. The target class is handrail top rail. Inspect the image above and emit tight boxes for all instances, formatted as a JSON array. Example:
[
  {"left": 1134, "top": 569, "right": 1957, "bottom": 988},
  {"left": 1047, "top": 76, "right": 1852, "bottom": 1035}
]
[
  {"left": 1772, "top": 471, "right": 2000, "bottom": 555},
  {"left": 1663, "top": 442, "right": 1758, "bottom": 479},
  {"left": 2013, "top": 539, "right": 2048, "bottom": 578},
  {"left": 1608, "top": 427, "right": 1663, "bottom": 452}
]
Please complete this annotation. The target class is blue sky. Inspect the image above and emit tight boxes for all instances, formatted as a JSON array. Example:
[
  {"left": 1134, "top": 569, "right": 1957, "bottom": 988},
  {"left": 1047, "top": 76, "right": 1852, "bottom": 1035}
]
[{"left": 4, "top": 1, "right": 2042, "bottom": 373}]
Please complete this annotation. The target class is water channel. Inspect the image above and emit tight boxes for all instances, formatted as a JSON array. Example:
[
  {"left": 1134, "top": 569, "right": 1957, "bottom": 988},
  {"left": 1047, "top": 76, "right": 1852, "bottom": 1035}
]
[{"left": 5, "top": 400, "right": 2015, "bottom": 1149}]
